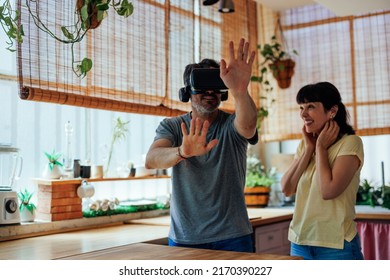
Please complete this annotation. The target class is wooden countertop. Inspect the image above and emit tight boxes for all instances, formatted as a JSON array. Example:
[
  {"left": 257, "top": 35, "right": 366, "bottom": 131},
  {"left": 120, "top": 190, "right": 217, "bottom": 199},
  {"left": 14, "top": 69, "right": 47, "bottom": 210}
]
[
  {"left": 0, "top": 224, "right": 169, "bottom": 260},
  {"left": 57, "top": 242, "right": 301, "bottom": 260},
  {"left": 355, "top": 205, "right": 390, "bottom": 220},
  {"left": 126, "top": 207, "right": 295, "bottom": 228},
  {"left": 1, "top": 206, "right": 388, "bottom": 260}
]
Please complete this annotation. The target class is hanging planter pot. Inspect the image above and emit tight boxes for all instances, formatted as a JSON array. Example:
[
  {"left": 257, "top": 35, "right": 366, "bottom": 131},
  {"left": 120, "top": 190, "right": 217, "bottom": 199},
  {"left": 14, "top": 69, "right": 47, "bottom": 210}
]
[
  {"left": 76, "top": 0, "right": 103, "bottom": 30},
  {"left": 270, "top": 58, "right": 296, "bottom": 89},
  {"left": 251, "top": 17, "right": 298, "bottom": 92}
]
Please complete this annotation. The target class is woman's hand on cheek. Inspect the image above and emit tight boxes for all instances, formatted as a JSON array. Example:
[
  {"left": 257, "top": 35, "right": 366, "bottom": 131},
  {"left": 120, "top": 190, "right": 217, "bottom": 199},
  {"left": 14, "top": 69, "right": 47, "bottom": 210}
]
[
  {"left": 317, "top": 120, "right": 340, "bottom": 149},
  {"left": 302, "top": 126, "right": 316, "bottom": 155}
]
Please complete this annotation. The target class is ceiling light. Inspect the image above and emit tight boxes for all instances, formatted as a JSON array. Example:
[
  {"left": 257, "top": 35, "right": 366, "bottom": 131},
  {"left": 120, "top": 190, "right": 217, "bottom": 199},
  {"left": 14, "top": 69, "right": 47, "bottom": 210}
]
[
  {"left": 203, "top": 0, "right": 219, "bottom": 5},
  {"left": 219, "top": 0, "right": 235, "bottom": 13}
]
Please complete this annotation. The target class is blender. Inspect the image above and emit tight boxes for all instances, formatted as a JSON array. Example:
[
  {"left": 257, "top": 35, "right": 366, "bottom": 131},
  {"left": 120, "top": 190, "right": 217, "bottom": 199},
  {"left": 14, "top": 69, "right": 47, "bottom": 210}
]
[{"left": 0, "top": 145, "right": 22, "bottom": 224}]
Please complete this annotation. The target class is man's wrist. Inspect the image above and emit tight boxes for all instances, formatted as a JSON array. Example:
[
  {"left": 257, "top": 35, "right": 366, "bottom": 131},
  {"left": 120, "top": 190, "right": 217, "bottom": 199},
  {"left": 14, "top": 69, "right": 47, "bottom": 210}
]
[{"left": 177, "top": 146, "right": 189, "bottom": 160}]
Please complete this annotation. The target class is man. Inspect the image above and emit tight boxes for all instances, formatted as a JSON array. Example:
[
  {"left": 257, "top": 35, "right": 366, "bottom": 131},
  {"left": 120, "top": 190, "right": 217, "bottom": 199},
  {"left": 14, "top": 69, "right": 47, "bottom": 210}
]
[{"left": 145, "top": 38, "right": 258, "bottom": 252}]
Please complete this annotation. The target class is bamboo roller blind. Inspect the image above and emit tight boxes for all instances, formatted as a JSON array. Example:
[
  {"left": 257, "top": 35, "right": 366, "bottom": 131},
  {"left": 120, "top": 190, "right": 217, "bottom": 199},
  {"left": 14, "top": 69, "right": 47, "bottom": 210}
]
[
  {"left": 18, "top": 1, "right": 388, "bottom": 142},
  {"left": 259, "top": 4, "right": 390, "bottom": 142},
  {"left": 16, "top": 0, "right": 258, "bottom": 117}
]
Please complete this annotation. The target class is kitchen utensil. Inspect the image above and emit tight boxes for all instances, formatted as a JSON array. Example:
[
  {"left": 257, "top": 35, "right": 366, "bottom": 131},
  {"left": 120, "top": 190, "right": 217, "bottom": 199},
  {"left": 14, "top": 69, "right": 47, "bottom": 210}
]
[
  {"left": 0, "top": 191, "right": 20, "bottom": 224},
  {"left": 0, "top": 146, "right": 23, "bottom": 191}
]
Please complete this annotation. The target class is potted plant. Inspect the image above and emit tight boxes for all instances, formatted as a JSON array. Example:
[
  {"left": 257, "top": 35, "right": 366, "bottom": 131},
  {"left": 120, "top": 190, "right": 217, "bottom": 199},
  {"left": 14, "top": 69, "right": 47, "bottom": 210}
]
[
  {"left": 42, "top": 149, "right": 64, "bottom": 179},
  {"left": 105, "top": 117, "right": 130, "bottom": 177},
  {"left": 251, "top": 35, "right": 298, "bottom": 90},
  {"left": 244, "top": 156, "right": 276, "bottom": 207},
  {"left": 18, "top": 188, "right": 37, "bottom": 222},
  {"left": 356, "top": 179, "right": 390, "bottom": 210},
  {"left": 1, "top": 0, "right": 134, "bottom": 77}
]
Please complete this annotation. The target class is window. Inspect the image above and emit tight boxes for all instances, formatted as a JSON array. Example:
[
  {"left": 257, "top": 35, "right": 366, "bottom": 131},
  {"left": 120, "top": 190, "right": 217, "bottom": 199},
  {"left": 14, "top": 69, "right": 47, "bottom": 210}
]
[
  {"left": 17, "top": 0, "right": 258, "bottom": 115},
  {"left": 1, "top": 0, "right": 257, "bottom": 204},
  {"left": 258, "top": 5, "right": 390, "bottom": 141}
]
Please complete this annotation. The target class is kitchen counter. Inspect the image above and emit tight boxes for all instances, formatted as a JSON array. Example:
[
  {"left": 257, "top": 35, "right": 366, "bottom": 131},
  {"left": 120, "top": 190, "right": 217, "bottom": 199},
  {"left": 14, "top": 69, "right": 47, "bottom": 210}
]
[
  {"left": 0, "top": 214, "right": 299, "bottom": 260},
  {"left": 0, "top": 207, "right": 295, "bottom": 260},
  {"left": 1, "top": 205, "right": 388, "bottom": 242},
  {"left": 57, "top": 242, "right": 301, "bottom": 260},
  {"left": 0, "top": 209, "right": 170, "bottom": 242},
  {"left": 126, "top": 207, "right": 295, "bottom": 228},
  {"left": 354, "top": 205, "right": 390, "bottom": 220},
  {"left": 0, "top": 205, "right": 388, "bottom": 260}
]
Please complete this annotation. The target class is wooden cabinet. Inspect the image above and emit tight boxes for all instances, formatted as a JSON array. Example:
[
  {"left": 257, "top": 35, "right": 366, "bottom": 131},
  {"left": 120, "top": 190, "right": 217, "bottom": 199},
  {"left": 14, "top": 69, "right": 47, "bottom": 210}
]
[
  {"left": 33, "top": 175, "right": 170, "bottom": 222},
  {"left": 253, "top": 220, "right": 291, "bottom": 255}
]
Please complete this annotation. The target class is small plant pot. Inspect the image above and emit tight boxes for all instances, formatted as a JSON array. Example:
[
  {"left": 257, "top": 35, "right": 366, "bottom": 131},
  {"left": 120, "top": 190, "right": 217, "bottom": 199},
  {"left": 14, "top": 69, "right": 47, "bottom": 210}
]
[
  {"left": 270, "top": 59, "right": 296, "bottom": 89},
  {"left": 76, "top": 0, "right": 102, "bottom": 29},
  {"left": 42, "top": 164, "right": 63, "bottom": 179},
  {"left": 20, "top": 208, "right": 35, "bottom": 223},
  {"left": 244, "top": 186, "right": 270, "bottom": 207}
]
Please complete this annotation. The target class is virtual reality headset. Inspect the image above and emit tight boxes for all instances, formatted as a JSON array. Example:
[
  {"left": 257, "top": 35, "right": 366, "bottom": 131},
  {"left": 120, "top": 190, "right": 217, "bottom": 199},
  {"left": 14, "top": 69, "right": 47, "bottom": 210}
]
[{"left": 179, "top": 68, "right": 228, "bottom": 102}]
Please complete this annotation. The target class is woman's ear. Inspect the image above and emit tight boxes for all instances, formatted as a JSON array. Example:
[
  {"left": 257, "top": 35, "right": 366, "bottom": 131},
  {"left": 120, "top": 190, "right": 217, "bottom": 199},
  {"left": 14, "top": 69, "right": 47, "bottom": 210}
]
[{"left": 329, "top": 105, "right": 338, "bottom": 119}]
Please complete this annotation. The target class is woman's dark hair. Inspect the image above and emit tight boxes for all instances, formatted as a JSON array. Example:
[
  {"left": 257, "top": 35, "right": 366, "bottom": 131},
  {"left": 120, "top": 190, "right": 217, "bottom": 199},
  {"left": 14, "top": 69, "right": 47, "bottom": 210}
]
[
  {"left": 183, "top": 58, "right": 220, "bottom": 86},
  {"left": 296, "top": 81, "right": 355, "bottom": 135}
]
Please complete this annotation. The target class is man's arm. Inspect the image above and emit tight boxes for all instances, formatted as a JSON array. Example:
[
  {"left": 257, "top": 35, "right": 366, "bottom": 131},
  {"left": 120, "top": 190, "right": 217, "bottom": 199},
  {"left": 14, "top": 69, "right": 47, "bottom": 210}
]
[
  {"left": 145, "top": 138, "right": 184, "bottom": 169},
  {"left": 145, "top": 119, "right": 218, "bottom": 169},
  {"left": 220, "top": 38, "right": 257, "bottom": 139}
]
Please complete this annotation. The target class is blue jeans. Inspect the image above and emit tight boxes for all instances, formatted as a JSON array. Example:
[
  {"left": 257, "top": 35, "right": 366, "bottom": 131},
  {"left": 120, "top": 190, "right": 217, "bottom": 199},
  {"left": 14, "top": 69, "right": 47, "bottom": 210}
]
[
  {"left": 290, "top": 234, "right": 364, "bottom": 260},
  {"left": 168, "top": 234, "right": 254, "bottom": 252}
]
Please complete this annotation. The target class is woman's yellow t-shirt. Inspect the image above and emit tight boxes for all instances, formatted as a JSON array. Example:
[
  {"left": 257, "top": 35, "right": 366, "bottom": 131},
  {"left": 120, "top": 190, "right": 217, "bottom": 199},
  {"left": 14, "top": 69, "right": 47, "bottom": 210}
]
[{"left": 288, "top": 134, "right": 364, "bottom": 249}]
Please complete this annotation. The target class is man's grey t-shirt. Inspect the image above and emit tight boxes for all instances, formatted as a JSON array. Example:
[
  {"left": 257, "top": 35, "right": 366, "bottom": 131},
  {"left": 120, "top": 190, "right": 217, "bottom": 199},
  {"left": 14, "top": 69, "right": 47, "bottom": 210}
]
[{"left": 154, "top": 110, "right": 258, "bottom": 244}]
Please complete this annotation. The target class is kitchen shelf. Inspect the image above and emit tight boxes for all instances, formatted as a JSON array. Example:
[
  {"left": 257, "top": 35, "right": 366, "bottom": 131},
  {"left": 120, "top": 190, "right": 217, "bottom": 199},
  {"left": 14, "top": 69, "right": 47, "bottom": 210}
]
[
  {"left": 32, "top": 175, "right": 170, "bottom": 185},
  {"left": 32, "top": 175, "right": 171, "bottom": 222}
]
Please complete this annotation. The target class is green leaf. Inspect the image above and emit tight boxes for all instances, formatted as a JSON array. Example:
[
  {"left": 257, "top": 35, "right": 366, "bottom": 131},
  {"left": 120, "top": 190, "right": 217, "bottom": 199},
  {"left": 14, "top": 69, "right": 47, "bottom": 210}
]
[
  {"left": 116, "top": 0, "right": 134, "bottom": 17},
  {"left": 44, "top": 149, "right": 63, "bottom": 167},
  {"left": 96, "top": 3, "right": 110, "bottom": 11},
  {"left": 97, "top": 10, "right": 105, "bottom": 22},
  {"left": 245, "top": 157, "right": 276, "bottom": 187},
  {"left": 61, "top": 26, "right": 74, "bottom": 40},
  {"left": 26, "top": 204, "right": 36, "bottom": 213},
  {"left": 1, "top": 1, "right": 24, "bottom": 52},
  {"left": 78, "top": 58, "right": 93, "bottom": 77},
  {"left": 80, "top": 3, "right": 89, "bottom": 23}
]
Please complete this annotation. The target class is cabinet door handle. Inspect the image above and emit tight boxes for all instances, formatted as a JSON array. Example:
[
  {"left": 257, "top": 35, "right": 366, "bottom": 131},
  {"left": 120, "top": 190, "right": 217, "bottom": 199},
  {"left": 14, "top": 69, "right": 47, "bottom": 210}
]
[{"left": 268, "top": 235, "right": 274, "bottom": 241}]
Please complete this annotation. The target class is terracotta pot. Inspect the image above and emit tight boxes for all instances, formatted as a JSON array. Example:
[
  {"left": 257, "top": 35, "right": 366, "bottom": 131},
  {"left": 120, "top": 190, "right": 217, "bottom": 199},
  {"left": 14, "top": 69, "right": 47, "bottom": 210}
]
[
  {"left": 244, "top": 186, "right": 270, "bottom": 207},
  {"left": 76, "top": 0, "right": 102, "bottom": 29},
  {"left": 270, "top": 59, "right": 296, "bottom": 89}
]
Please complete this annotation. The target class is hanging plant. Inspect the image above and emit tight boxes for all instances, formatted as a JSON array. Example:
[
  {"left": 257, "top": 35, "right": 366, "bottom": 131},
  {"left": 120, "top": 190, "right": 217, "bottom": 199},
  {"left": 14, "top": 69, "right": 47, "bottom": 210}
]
[
  {"left": 251, "top": 18, "right": 298, "bottom": 130},
  {"left": 0, "top": 0, "right": 24, "bottom": 52},
  {"left": 252, "top": 35, "right": 298, "bottom": 90},
  {"left": 1, "top": 0, "right": 134, "bottom": 77}
]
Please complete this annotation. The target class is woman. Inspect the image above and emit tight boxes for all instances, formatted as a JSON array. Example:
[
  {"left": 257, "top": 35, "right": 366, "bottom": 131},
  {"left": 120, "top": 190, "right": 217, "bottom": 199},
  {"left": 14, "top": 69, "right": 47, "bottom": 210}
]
[{"left": 281, "top": 81, "right": 364, "bottom": 260}]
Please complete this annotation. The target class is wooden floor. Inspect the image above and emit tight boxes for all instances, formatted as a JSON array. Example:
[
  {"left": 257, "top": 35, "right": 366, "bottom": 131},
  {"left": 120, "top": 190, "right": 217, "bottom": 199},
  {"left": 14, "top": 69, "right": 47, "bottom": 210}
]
[{"left": 0, "top": 224, "right": 169, "bottom": 260}]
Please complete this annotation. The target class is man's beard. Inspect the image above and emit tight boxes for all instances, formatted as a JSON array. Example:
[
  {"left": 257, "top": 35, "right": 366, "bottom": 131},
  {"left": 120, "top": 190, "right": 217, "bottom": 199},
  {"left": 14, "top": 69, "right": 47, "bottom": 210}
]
[{"left": 192, "top": 98, "right": 220, "bottom": 115}]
